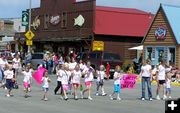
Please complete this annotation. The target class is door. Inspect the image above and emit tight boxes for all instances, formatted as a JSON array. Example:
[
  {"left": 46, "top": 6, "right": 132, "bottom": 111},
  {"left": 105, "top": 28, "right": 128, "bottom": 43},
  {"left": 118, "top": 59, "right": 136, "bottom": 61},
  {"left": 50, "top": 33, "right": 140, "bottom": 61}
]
[{"left": 155, "top": 47, "right": 165, "bottom": 65}]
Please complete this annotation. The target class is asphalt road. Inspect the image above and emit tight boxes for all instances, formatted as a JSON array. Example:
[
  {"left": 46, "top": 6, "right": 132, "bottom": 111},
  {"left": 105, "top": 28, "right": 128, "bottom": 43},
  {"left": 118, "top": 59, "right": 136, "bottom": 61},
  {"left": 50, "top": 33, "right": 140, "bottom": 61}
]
[{"left": 0, "top": 74, "right": 179, "bottom": 113}]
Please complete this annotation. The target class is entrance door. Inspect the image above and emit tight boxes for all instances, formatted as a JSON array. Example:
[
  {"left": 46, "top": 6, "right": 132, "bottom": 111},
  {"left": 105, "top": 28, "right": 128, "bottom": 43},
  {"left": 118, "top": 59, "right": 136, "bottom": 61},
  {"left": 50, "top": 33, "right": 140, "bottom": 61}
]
[{"left": 155, "top": 47, "right": 165, "bottom": 65}]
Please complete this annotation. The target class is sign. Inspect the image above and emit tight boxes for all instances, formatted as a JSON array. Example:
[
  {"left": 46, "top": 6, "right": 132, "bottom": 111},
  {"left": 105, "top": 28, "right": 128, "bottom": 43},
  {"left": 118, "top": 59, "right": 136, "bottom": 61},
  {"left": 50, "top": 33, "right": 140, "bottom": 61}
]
[
  {"left": 155, "top": 26, "right": 167, "bottom": 40},
  {"left": 165, "top": 98, "right": 180, "bottom": 113},
  {"left": 92, "top": 41, "right": 104, "bottom": 51},
  {"left": 120, "top": 74, "right": 138, "bottom": 89},
  {"left": 32, "top": 16, "right": 40, "bottom": 30},
  {"left": 74, "top": 14, "right": 85, "bottom": 27},
  {"left": 2, "top": 36, "right": 14, "bottom": 42},
  {"left": 22, "top": 11, "right": 29, "bottom": 26},
  {"left": 50, "top": 15, "right": 60, "bottom": 25},
  {"left": 74, "top": 0, "right": 89, "bottom": 2},
  {"left": 25, "top": 30, "right": 35, "bottom": 40},
  {"left": 26, "top": 39, "right": 33, "bottom": 46}
]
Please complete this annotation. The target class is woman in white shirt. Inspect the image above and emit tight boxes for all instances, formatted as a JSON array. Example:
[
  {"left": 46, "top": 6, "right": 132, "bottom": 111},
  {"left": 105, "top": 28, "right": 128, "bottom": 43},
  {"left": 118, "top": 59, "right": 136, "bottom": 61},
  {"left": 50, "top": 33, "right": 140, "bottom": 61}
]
[
  {"left": 156, "top": 60, "right": 167, "bottom": 100},
  {"left": 12, "top": 54, "right": 21, "bottom": 78},
  {"left": 140, "top": 59, "right": 152, "bottom": 101}
]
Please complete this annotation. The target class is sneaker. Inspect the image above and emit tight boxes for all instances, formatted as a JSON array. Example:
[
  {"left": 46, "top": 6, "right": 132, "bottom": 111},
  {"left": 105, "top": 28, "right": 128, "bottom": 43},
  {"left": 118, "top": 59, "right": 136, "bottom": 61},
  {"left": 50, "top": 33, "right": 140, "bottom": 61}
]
[
  {"left": 117, "top": 97, "right": 121, "bottom": 100},
  {"left": 141, "top": 98, "right": 145, "bottom": 101},
  {"left": 149, "top": 98, "right": 153, "bottom": 101},
  {"left": 156, "top": 95, "right": 161, "bottom": 100},
  {"left": 109, "top": 95, "right": 113, "bottom": 100},
  {"left": 74, "top": 96, "right": 78, "bottom": 100},
  {"left": 88, "top": 97, "right": 93, "bottom": 100},
  {"left": 163, "top": 95, "right": 167, "bottom": 100},
  {"left": 169, "top": 96, "right": 172, "bottom": 99},
  {"left": 102, "top": 93, "right": 107, "bottom": 96},
  {"left": 6, "top": 94, "right": 10, "bottom": 97},
  {"left": 95, "top": 93, "right": 99, "bottom": 96},
  {"left": 64, "top": 97, "right": 68, "bottom": 101},
  {"left": 44, "top": 98, "right": 48, "bottom": 101}
]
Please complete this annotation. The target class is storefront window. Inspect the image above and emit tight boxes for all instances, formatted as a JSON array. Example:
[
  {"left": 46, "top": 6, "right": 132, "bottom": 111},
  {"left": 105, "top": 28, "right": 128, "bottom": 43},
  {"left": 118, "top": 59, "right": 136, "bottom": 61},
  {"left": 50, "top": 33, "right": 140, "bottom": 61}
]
[
  {"left": 146, "top": 47, "right": 152, "bottom": 60},
  {"left": 168, "top": 47, "right": 175, "bottom": 66}
]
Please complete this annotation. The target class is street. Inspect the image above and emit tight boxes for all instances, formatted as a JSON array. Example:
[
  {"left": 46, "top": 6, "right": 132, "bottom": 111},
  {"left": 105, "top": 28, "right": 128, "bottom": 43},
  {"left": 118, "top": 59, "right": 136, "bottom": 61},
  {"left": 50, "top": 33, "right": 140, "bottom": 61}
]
[{"left": 0, "top": 75, "right": 179, "bottom": 113}]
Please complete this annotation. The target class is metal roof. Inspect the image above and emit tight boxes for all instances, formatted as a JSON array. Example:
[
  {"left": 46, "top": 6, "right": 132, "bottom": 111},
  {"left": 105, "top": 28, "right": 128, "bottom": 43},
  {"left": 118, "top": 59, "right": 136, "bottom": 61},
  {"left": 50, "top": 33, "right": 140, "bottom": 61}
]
[{"left": 162, "top": 4, "right": 180, "bottom": 44}]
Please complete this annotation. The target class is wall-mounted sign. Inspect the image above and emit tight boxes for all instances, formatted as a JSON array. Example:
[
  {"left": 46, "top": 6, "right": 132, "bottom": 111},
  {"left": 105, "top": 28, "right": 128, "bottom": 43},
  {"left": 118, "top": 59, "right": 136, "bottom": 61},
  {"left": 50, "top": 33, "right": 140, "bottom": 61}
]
[
  {"left": 22, "top": 11, "right": 29, "bottom": 26},
  {"left": 74, "top": 14, "right": 85, "bottom": 27},
  {"left": 32, "top": 16, "right": 40, "bottom": 30},
  {"left": 50, "top": 15, "right": 60, "bottom": 25},
  {"left": 92, "top": 41, "right": 104, "bottom": 51},
  {"left": 154, "top": 26, "right": 167, "bottom": 40}
]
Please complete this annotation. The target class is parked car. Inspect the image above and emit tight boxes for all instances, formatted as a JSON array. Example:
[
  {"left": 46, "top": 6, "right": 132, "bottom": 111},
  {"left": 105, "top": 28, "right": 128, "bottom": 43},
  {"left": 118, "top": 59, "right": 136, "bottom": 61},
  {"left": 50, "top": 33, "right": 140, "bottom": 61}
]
[
  {"left": 22, "top": 52, "right": 44, "bottom": 69},
  {"left": 77, "top": 51, "right": 123, "bottom": 78}
]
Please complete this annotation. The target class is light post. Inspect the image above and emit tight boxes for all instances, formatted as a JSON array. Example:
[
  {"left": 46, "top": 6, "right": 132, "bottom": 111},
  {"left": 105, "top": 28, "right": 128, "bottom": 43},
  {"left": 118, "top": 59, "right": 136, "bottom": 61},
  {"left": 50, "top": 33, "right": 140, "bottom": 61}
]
[{"left": 28, "top": 0, "right": 32, "bottom": 53}]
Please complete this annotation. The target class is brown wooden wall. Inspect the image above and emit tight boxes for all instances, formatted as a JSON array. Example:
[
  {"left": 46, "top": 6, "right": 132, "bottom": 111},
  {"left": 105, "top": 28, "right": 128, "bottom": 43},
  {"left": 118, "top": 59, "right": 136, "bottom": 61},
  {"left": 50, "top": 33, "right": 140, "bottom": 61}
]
[{"left": 144, "top": 8, "right": 176, "bottom": 45}]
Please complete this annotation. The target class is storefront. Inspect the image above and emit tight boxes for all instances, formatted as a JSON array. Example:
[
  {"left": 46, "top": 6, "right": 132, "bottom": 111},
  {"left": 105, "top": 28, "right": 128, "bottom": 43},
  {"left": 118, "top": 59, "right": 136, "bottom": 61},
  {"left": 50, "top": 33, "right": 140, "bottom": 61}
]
[{"left": 142, "top": 4, "right": 180, "bottom": 69}]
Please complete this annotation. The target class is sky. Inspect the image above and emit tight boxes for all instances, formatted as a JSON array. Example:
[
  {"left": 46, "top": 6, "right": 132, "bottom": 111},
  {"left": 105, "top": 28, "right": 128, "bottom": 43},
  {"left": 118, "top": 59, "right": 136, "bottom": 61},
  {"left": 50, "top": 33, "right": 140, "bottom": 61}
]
[{"left": 0, "top": 0, "right": 180, "bottom": 18}]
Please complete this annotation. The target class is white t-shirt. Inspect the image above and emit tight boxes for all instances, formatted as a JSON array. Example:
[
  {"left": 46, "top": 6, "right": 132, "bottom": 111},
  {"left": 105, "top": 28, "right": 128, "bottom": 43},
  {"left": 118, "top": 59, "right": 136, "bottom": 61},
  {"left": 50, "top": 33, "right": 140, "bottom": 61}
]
[
  {"left": 13, "top": 58, "right": 21, "bottom": 69},
  {"left": 60, "top": 70, "right": 71, "bottom": 85},
  {"left": 4, "top": 70, "right": 14, "bottom": 79},
  {"left": 113, "top": 72, "right": 120, "bottom": 85},
  {"left": 42, "top": 77, "right": 49, "bottom": 88},
  {"left": 72, "top": 70, "right": 81, "bottom": 84},
  {"left": 83, "top": 66, "right": 94, "bottom": 82},
  {"left": 141, "top": 64, "right": 152, "bottom": 77},
  {"left": 166, "top": 78, "right": 171, "bottom": 88},
  {"left": 56, "top": 70, "right": 62, "bottom": 82},
  {"left": 0, "top": 58, "right": 8, "bottom": 70},
  {"left": 69, "top": 62, "right": 77, "bottom": 70},
  {"left": 96, "top": 70, "right": 105, "bottom": 81},
  {"left": 23, "top": 71, "right": 32, "bottom": 84},
  {"left": 158, "top": 65, "right": 166, "bottom": 80},
  {"left": 80, "top": 63, "right": 85, "bottom": 71}
]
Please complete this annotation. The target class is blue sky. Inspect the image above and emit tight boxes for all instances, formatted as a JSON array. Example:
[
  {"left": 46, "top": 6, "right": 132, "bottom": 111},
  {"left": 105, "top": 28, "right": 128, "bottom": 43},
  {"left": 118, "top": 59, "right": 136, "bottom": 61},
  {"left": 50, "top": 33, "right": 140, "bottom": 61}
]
[{"left": 0, "top": 0, "right": 180, "bottom": 18}]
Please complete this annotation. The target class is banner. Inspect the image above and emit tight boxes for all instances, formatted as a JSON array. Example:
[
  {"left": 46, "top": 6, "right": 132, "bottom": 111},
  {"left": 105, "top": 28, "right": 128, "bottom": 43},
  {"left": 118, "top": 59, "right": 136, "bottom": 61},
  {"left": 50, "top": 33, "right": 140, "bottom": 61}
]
[
  {"left": 33, "top": 67, "right": 47, "bottom": 84},
  {"left": 121, "top": 74, "right": 138, "bottom": 89}
]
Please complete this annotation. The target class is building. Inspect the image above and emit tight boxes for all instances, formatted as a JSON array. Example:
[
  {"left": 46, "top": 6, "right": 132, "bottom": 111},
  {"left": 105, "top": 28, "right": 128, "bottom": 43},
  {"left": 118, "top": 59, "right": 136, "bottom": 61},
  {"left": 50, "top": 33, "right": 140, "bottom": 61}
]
[
  {"left": 17, "top": 0, "right": 153, "bottom": 63},
  {"left": 142, "top": 4, "right": 180, "bottom": 69}
]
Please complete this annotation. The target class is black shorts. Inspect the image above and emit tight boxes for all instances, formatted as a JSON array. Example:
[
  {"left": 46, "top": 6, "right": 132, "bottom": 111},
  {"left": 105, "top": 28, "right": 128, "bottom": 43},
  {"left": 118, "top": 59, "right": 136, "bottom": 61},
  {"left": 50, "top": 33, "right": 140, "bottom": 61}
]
[
  {"left": 6, "top": 79, "right": 14, "bottom": 89},
  {"left": 159, "top": 80, "right": 166, "bottom": 85},
  {"left": 97, "top": 80, "right": 104, "bottom": 86}
]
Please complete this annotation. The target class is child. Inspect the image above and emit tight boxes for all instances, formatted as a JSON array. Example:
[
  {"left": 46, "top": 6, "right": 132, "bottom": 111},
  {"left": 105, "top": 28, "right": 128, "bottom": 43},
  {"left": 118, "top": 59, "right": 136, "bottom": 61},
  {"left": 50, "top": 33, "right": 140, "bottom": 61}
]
[
  {"left": 22, "top": 66, "right": 32, "bottom": 98},
  {"left": 61, "top": 63, "right": 71, "bottom": 100},
  {"left": 109, "top": 65, "right": 122, "bottom": 100},
  {"left": 166, "top": 69, "right": 173, "bottom": 99},
  {"left": 72, "top": 64, "right": 82, "bottom": 100},
  {"left": 4, "top": 64, "right": 15, "bottom": 97},
  {"left": 96, "top": 65, "right": 107, "bottom": 96},
  {"left": 42, "top": 71, "right": 51, "bottom": 101},
  {"left": 82, "top": 61, "right": 94, "bottom": 100},
  {"left": 26, "top": 63, "right": 34, "bottom": 92}
]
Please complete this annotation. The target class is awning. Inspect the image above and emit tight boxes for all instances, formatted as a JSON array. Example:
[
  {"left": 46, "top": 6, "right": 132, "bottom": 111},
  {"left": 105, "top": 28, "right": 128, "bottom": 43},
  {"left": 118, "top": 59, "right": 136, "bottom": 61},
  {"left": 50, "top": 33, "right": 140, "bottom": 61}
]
[{"left": 128, "top": 45, "right": 143, "bottom": 50}]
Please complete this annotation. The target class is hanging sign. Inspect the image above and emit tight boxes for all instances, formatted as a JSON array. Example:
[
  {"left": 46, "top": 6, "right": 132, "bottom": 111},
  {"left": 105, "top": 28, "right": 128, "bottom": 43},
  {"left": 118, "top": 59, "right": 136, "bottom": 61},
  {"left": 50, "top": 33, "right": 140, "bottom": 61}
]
[{"left": 154, "top": 26, "right": 167, "bottom": 40}]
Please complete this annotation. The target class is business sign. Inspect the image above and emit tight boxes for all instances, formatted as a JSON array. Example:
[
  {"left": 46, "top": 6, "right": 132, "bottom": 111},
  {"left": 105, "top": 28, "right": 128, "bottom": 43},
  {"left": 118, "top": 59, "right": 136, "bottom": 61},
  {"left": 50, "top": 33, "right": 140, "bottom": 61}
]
[
  {"left": 2, "top": 36, "right": 14, "bottom": 42},
  {"left": 32, "top": 16, "right": 40, "bottom": 30},
  {"left": 121, "top": 74, "right": 138, "bottom": 89},
  {"left": 50, "top": 15, "right": 60, "bottom": 25},
  {"left": 92, "top": 41, "right": 104, "bottom": 51},
  {"left": 155, "top": 26, "right": 167, "bottom": 40},
  {"left": 22, "top": 11, "right": 29, "bottom": 26}
]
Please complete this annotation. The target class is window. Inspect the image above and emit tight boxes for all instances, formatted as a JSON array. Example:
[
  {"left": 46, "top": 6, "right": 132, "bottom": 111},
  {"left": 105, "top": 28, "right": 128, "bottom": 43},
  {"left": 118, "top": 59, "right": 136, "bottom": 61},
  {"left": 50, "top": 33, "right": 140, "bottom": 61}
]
[
  {"left": 61, "top": 12, "right": 67, "bottom": 28},
  {"left": 89, "top": 53, "right": 96, "bottom": 59},
  {"left": 146, "top": 47, "right": 152, "bottom": 60},
  {"left": 168, "top": 47, "right": 176, "bottom": 66},
  {"left": 103, "top": 53, "right": 120, "bottom": 61},
  {"left": 44, "top": 14, "right": 49, "bottom": 29},
  {"left": 32, "top": 54, "right": 44, "bottom": 59}
]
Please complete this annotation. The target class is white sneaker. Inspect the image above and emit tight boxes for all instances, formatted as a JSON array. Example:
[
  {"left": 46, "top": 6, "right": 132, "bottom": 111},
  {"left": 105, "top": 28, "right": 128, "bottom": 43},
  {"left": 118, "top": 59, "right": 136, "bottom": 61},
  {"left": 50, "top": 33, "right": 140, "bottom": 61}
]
[
  {"left": 109, "top": 95, "right": 113, "bottom": 100},
  {"left": 6, "top": 94, "right": 10, "bottom": 97},
  {"left": 169, "top": 96, "right": 172, "bottom": 99},
  {"left": 102, "top": 93, "right": 107, "bottom": 96},
  {"left": 88, "top": 97, "right": 93, "bottom": 100},
  {"left": 44, "top": 98, "right": 48, "bottom": 101},
  {"left": 95, "top": 93, "right": 99, "bottom": 96},
  {"left": 163, "top": 95, "right": 167, "bottom": 100},
  {"left": 156, "top": 95, "right": 161, "bottom": 100},
  {"left": 117, "top": 97, "right": 121, "bottom": 100},
  {"left": 149, "top": 98, "right": 153, "bottom": 101},
  {"left": 141, "top": 98, "right": 145, "bottom": 101}
]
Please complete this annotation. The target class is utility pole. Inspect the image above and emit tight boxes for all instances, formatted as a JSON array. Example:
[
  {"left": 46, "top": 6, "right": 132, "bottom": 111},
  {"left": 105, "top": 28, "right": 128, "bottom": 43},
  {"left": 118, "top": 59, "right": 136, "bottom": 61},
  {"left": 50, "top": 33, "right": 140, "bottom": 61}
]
[{"left": 28, "top": 0, "right": 32, "bottom": 53}]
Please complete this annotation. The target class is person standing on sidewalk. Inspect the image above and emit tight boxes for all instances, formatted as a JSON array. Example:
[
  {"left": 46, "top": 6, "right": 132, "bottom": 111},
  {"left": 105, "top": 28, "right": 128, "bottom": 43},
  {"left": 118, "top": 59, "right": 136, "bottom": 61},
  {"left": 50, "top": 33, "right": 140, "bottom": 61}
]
[{"left": 139, "top": 59, "right": 153, "bottom": 101}]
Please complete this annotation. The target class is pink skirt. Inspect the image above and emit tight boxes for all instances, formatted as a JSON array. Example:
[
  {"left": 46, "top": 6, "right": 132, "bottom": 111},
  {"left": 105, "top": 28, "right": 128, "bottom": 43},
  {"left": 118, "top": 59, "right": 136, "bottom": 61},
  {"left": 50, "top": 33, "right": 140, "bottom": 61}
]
[{"left": 23, "top": 82, "right": 30, "bottom": 88}]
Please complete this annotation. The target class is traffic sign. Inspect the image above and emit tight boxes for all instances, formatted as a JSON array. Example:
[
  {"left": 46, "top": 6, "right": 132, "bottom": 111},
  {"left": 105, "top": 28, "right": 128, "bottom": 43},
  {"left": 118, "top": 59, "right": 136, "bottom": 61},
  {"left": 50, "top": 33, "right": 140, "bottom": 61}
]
[
  {"left": 25, "top": 30, "right": 35, "bottom": 40},
  {"left": 22, "top": 11, "right": 29, "bottom": 26},
  {"left": 92, "top": 41, "right": 104, "bottom": 51},
  {"left": 26, "top": 39, "right": 33, "bottom": 46}
]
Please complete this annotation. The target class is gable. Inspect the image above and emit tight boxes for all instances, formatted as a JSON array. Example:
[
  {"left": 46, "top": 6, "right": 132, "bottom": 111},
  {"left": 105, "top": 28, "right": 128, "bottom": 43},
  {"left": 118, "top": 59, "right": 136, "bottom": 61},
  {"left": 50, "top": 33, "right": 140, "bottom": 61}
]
[{"left": 143, "top": 8, "right": 176, "bottom": 45}]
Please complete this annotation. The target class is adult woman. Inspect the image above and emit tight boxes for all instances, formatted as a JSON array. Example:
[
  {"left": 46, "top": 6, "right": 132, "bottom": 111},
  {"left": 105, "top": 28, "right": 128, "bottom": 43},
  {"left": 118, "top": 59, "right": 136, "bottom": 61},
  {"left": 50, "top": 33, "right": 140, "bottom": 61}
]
[{"left": 140, "top": 59, "right": 153, "bottom": 101}]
